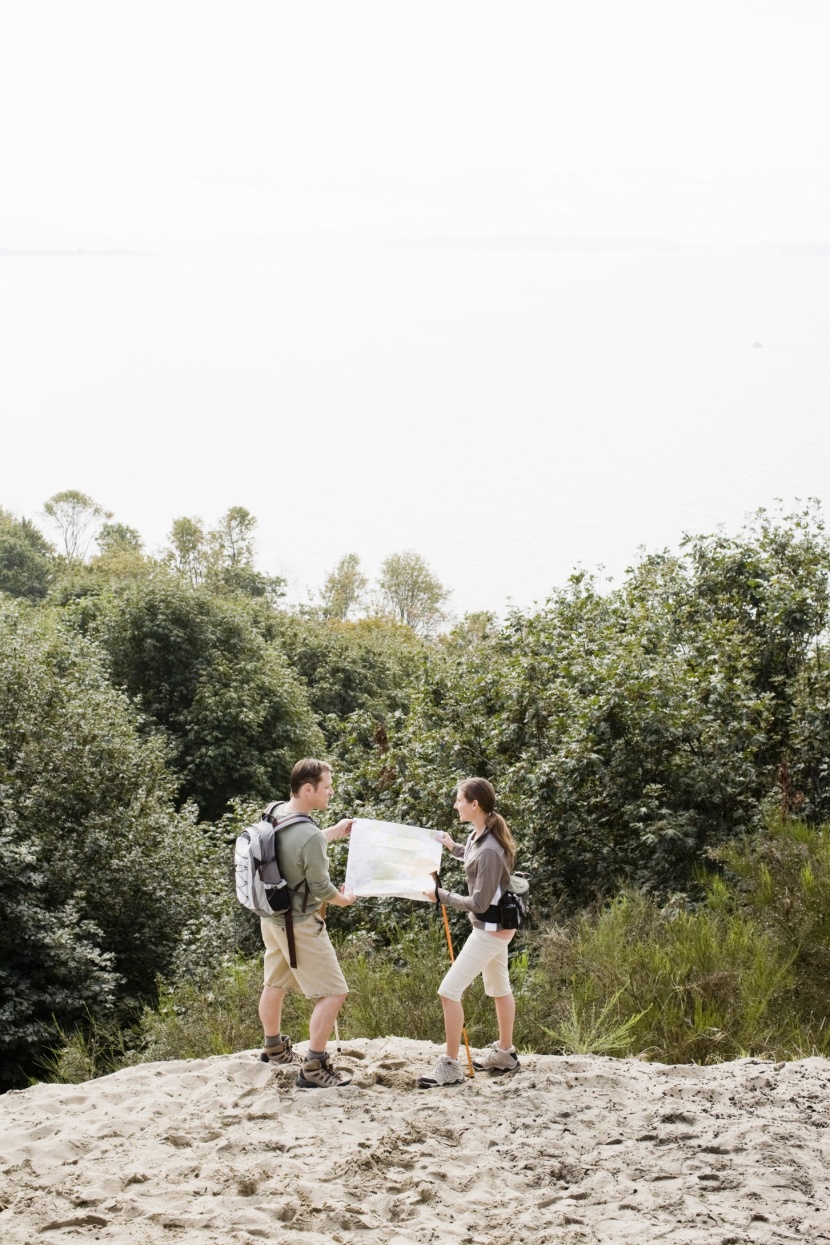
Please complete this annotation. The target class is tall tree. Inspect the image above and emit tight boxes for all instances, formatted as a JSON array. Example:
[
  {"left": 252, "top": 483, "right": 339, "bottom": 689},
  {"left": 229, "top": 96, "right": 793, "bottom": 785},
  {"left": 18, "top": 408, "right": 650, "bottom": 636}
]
[
  {"left": 320, "top": 553, "right": 368, "bottom": 620},
  {"left": 43, "top": 491, "right": 112, "bottom": 561},
  {"left": 166, "top": 516, "right": 207, "bottom": 586},
  {"left": 165, "top": 508, "right": 283, "bottom": 598},
  {"left": 377, "top": 551, "right": 449, "bottom": 635},
  {"left": 211, "top": 505, "right": 256, "bottom": 569}
]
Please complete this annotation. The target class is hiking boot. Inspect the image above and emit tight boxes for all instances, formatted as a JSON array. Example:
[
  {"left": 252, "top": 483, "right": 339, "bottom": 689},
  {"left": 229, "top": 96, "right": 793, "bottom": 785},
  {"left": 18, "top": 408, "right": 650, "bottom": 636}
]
[
  {"left": 296, "top": 1053, "right": 352, "bottom": 1089},
  {"left": 472, "top": 1042, "right": 520, "bottom": 1074},
  {"left": 417, "top": 1055, "right": 465, "bottom": 1089},
  {"left": 259, "top": 1036, "right": 296, "bottom": 1065}
]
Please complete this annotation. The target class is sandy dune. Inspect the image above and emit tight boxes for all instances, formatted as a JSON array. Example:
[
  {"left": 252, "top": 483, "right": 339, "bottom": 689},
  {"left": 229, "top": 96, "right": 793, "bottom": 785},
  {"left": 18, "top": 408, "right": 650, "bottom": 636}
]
[{"left": 2, "top": 1038, "right": 830, "bottom": 1244}]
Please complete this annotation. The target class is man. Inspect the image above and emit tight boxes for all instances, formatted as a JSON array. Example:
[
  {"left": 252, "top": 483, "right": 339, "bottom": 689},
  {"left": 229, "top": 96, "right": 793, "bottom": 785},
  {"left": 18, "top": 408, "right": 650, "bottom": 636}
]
[{"left": 258, "top": 757, "right": 356, "bottom": 1088}]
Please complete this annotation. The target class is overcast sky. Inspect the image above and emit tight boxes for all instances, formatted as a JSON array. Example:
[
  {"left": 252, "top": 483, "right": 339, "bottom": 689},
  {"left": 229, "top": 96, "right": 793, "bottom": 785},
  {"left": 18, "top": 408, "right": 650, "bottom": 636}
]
[{"left": 2, "top": 1, "right": 829, "bottom": 615}]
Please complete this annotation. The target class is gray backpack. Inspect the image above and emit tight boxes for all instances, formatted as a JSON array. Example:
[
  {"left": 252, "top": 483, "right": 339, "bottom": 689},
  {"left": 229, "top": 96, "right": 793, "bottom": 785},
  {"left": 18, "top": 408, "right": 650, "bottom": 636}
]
[{"left": 234, "top": 804, "right": 313, "bottom": 966}]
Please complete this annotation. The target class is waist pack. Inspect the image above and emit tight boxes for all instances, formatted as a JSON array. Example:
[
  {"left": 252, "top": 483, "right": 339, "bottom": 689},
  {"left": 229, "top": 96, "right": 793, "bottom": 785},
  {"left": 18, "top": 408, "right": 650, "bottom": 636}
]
[
  {"left": 476, "top": 872, "right": 531, "bottom": 930},
  {"left": 499, "top": 872, "right": 530, "bottom": 930},
  {"left": 234, "top": 804, "right": 313, "bottom": 967}
]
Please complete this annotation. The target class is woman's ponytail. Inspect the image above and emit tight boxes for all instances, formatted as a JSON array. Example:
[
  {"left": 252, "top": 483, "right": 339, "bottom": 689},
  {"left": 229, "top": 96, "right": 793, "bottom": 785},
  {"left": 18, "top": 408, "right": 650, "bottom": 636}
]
[
  {"left": 459, "top": 777, "right": 516, "bottom": 871},
  {"left": 486, "top": 811, "right": 516, "bottom": 872}
]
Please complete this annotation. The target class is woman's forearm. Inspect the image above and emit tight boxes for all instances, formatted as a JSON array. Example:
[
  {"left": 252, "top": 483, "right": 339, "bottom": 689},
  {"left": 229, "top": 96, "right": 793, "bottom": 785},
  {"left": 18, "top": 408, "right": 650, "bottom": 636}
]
[{"left": 436, "top": 886, "right": 477, "bottom": 912}]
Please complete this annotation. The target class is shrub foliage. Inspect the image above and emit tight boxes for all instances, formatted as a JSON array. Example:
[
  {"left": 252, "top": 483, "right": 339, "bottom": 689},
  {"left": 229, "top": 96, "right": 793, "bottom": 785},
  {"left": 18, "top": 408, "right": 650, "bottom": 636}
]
[
  {"left": 3, "top": 500, "right": 830, "bottom": 1083},
  {"left": 0, "top": 601, "right": 230, "bottom": 1086}
]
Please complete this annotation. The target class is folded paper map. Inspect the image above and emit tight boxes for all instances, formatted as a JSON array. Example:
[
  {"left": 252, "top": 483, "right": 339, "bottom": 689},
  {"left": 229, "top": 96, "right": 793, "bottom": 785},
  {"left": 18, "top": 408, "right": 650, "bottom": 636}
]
[{"left": 344, "top": 818, "right": 443, "bottom": 902}]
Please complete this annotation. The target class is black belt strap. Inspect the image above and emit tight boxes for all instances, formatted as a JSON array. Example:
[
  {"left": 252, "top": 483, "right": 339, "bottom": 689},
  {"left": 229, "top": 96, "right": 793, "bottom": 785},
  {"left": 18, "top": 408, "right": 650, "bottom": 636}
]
[{"left": 285, "top": 911, "right": 298, "bottom": 969}]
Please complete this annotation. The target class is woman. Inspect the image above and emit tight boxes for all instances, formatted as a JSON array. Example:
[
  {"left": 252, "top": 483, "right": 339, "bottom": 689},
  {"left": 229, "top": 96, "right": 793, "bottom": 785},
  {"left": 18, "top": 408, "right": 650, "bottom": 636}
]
[{"left": 418, "top": 777, "right": 520, "bottom": 1089}]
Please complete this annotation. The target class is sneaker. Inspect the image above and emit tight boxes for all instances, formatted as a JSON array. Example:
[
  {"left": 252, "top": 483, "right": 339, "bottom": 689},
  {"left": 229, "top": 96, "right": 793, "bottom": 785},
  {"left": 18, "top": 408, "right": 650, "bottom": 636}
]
[
  {"left": 259, "top": 1036, "right": 296, "bottom": 1065},
  {"left": 472, "top": 1042, "right": 520, "bottom": 1074},
  {"left": 417, "top": 1055, "right": 465, "bottom": 1089},
  {"left": 296, "top": 1053, "right": 352, "bottom": 1089}
]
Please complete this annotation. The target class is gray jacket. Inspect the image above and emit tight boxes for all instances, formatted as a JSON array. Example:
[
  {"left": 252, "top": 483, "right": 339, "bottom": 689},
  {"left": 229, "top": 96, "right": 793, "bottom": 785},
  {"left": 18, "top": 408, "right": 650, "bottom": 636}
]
[{"left": 436, "top": 828, "right": 511, "bottom": 931}]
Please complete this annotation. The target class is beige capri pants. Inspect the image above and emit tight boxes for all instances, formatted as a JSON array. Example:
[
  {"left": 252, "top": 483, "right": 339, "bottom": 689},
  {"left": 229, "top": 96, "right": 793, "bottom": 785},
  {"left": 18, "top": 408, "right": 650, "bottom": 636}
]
[{"left": 438, "top": 928, "right": 514, "bottom": 1002}]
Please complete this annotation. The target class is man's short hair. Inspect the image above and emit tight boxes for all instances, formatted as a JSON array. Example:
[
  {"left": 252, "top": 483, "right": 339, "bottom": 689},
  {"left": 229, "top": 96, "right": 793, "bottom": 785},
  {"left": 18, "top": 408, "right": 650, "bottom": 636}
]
[{"left": 290, "top": 757, "right": 332, "bottom": 795}]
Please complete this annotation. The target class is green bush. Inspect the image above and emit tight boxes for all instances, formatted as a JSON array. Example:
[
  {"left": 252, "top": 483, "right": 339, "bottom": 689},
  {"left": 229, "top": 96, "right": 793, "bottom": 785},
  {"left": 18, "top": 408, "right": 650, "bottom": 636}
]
[
  {"left": 529, "top": 889, "right": 802, "bottom": 1063},
  {"left": 127, "top": 917, "right": 532, "bottom": 1062},
  {"left": 0, "top": 600, "right": 234, "bottom": 1088},
  {"left": 715, "top": 815, "right": 830, "bottom": 1036},
  {"left": 42, "top": 914, "right": 534, "bottom": 1079},
  {"left": 333, "top": 506, "right": 830, "bottom": 909},
  {"left": 270, "top": 612, "right": 425, "bottom": 740},
  {"left": 40, "top": 816, "right": 830, "bottom": 1082}
]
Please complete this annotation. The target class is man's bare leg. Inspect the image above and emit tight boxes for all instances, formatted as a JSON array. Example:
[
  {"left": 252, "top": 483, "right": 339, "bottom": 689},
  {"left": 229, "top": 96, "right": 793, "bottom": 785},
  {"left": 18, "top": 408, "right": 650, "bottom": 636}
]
[
  {"left": 259, "top": 985, "right": 286, "bottom": 1039},
  {"left": 308, "top": 993, "right": 347, "bottom": 1052}
]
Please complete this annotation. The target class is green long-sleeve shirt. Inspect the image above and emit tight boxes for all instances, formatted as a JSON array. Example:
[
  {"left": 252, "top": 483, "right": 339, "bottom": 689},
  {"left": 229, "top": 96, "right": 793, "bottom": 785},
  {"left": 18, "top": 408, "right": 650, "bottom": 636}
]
[{"left": 260, "top": 802, "right": 340, "bottom": 925}]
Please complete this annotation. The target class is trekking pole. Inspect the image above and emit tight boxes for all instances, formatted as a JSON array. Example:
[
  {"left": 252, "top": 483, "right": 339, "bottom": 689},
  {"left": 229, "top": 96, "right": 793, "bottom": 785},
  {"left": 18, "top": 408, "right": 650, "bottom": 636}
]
[{"left": 440, "top": 904, "right": 474, "bottom": 1078}]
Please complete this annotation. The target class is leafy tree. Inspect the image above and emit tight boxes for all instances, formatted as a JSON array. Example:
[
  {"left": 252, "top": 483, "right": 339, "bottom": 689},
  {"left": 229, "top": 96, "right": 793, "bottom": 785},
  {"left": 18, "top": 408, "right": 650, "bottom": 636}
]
[
  {"left": 45, "top": 525, "right": 155, "bottom": 611},
  {"left": 376, "top": 551, "right": 449, "bottom": 635},
  {"left": 0, "top": 508, "right": 54, "bottom": 600},
  {"left": 87, "top": 522, "right": 152, "bottom": 586},
  {"left": 271, "top": 612, "right": 425, "bottom": 738},
  {"left": 319, "top": 553, "right": 367, "bottom": 620},
  {"left": 92, "top": 582, "right": 322, "bottom": 819},
  {"left": 439, "top": 611, "right": 499, "bottom": 655},
  {"left": 785, "top": 647, "right": 830, "bottom": 824},
  {"left": 207, "top": 506, "right": 275, "bottom": 597},
  {"left": 0, "top": 600, "right": 228, "bottom": 1087},
  {"left": 165, "top": 516, "right": 207, "bottom": 585},
  {"left": 43, "top": 490, "right": 112, "bottom": 560},
  {"left": 681, "top": 501, "right": 830, "bottom": 757},
  {"left": 97, "top": 522, "right": 143, "bottom": 555},
  {"left": 164, "top": 508, "right": 284, "bottom": 599},
  {"left": 211, "top": 505, "right": 256, "bottom": 569}
]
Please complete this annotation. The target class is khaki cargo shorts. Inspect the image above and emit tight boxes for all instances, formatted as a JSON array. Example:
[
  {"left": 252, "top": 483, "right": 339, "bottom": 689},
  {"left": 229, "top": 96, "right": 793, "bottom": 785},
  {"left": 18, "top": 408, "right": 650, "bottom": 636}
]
[{"left": 261, "top": 915, "right": 349, "bottom": 999}]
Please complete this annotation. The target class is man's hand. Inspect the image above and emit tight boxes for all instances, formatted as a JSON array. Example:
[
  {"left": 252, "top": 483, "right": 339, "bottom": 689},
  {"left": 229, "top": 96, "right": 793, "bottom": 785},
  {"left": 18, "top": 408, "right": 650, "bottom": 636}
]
[
  {"left": 423, "top": 889, "right": 437, "bottom": 902},
  {"left": 324, "top": 818, "right": 353, "bottom": 843},
  {"left": 328, "top": 887, "right": 357, "bottom": 908}
]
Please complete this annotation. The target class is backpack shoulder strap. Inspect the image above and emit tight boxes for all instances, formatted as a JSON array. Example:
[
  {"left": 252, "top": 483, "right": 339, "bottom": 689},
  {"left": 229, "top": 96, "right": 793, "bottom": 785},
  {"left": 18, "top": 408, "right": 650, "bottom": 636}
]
[
  {"left": 258, "top": 810, "right": 315, "bottom": 881},
  {"left": 263, "top": 803, "right": 314, "bottom": 831}
]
